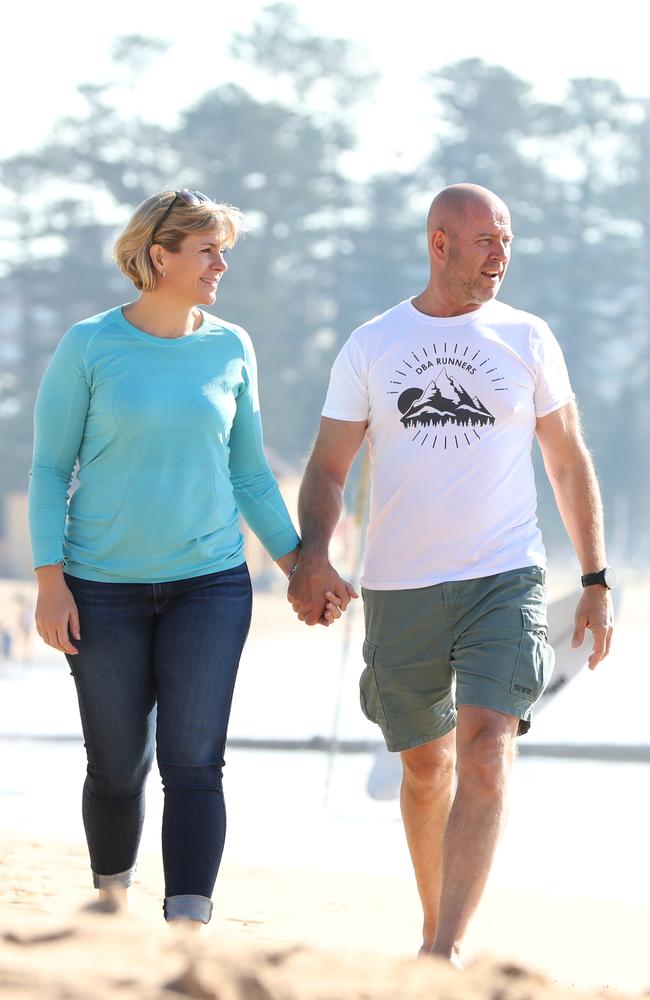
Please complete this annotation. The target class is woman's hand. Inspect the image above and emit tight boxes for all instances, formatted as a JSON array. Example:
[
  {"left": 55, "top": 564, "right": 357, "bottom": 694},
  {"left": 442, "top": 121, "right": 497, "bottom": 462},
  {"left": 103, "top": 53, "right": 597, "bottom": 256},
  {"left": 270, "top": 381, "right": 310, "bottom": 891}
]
[
  {"left": 322, "top": 591, "right": 343, "bottom": 626},
  {"left": 34, "top": 565, "right": 81, "bottom": 655},
  {"left": 288, "top": 556, "right": 358, "bottom": 626}
]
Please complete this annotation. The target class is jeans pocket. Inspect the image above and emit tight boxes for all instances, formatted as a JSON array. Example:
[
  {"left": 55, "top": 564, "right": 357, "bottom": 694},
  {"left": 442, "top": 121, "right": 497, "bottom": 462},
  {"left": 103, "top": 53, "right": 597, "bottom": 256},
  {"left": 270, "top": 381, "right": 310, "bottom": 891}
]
[
  {"left": 511, "top": 605, "right": 551, "bottom": 701},
  {"left": 359, "top": 639, "right": 389, "bottom": 729}
]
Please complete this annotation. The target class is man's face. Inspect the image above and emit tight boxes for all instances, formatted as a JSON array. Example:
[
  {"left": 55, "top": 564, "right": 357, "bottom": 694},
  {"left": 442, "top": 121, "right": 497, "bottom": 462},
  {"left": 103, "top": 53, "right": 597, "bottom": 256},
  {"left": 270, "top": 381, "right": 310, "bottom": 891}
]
[{"left": 441, "top": 202, "right": 513, "bottom": 313}]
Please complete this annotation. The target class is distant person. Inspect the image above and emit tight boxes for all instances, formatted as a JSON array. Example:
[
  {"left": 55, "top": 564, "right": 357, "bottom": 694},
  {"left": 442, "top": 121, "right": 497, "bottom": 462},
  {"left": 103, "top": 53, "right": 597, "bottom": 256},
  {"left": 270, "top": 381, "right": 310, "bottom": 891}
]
[
  {"left": 0, "top": 621, "right": 13, "bottom": 661},
  {"left": 28, "top": 189, "right": 347, "bottom": 928},
  {"left": 15, "top": 593, "right": 34, "bottom": 662},
  {"left": 288, "top": 184, "right": 614, "bottom": 964}
]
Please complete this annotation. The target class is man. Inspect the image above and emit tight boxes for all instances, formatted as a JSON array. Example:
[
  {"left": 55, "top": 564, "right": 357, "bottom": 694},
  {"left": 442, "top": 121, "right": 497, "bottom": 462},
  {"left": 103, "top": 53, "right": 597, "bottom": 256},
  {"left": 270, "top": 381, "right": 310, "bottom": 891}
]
[{"left": 288, "top": 183, "right": 614, "bottom": 966}]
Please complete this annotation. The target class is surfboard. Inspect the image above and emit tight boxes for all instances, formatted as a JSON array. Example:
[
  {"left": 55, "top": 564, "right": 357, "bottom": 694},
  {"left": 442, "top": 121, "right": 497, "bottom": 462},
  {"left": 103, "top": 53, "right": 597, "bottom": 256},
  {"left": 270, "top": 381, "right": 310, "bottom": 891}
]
[{"left": 366, "top": 588, "right": 620, "bottom": 801}]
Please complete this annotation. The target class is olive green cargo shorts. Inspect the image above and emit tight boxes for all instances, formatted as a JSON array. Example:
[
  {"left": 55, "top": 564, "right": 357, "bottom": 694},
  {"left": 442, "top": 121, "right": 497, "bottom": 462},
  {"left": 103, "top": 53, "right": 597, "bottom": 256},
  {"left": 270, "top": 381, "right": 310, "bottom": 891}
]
[{"left": 360, "top": 565, "right": 554, "bottom": 752}]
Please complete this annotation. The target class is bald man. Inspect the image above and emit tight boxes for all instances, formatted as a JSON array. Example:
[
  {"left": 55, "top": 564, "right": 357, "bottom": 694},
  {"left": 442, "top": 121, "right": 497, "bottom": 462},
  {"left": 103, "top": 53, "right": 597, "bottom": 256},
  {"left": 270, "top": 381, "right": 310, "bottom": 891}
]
[{"left": 288, "top": 184, "right": 614, "bottom": 963}]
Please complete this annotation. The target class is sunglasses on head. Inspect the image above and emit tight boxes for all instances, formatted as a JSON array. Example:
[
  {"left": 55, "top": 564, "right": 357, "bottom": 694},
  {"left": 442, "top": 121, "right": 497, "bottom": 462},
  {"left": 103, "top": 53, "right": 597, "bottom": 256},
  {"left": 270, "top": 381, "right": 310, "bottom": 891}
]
[{"left": 151, "top": 189, "right": 211, "bottom": 243}]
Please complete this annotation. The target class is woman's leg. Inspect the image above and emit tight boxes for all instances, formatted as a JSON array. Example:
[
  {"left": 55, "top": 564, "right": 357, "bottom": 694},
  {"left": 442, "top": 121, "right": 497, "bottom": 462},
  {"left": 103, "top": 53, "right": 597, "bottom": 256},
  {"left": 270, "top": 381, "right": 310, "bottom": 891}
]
[
  {"left": 153, "top": 565, "right": 252, "bottom": 924},
  {"left": 64, "top": 575, "right": 157, "bottom": 894}
]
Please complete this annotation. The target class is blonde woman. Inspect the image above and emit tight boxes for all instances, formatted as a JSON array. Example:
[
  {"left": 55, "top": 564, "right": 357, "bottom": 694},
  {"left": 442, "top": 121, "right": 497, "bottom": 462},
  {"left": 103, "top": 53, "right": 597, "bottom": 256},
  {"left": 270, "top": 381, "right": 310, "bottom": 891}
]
[{"left": 29, "top": 189, "right": 345, "bottom": 927}]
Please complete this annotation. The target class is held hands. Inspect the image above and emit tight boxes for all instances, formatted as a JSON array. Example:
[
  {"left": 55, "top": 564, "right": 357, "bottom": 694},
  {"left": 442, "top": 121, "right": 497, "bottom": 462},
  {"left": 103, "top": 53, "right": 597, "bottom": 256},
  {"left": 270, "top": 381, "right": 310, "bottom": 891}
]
[
  {"left": 571, "top": 586, "right": 614, "bottom": 669},
  {"left": 288, "top": 556, "right": 358, "bottom": 627}
]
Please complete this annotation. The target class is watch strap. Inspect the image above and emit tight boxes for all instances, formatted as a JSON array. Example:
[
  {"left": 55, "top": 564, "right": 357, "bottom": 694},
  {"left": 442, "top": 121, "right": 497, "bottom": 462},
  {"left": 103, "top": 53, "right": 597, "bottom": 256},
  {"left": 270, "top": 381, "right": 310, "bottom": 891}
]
[{"left": 581, "top": 568, "right": 613, "bottom": 589}]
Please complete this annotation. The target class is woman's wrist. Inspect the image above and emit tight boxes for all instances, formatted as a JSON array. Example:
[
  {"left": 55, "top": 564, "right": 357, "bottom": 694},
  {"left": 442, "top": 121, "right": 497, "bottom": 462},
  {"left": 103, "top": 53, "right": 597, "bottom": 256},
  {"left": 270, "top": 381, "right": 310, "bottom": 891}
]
[
  {"left": 35, "top": 563, "right": 66, "bottom": 587},
  {"left": 276, "top": 544, "right": 301, "bottom": 579}
]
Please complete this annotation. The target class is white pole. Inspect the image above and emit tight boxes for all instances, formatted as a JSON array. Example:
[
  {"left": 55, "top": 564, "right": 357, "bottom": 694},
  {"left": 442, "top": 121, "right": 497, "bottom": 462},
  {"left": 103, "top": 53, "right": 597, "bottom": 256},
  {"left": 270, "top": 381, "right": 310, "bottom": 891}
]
[{"left": 323, "top": 445, "right": 370, "bottom": 806}]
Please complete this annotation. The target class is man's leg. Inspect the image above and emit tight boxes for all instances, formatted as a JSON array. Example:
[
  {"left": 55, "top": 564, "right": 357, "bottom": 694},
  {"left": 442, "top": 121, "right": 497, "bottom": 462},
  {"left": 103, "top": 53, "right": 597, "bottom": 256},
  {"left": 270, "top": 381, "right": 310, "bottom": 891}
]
[
  {"left": 430, "top": 705, "right": 518, "bottom": 964},
  {"left": 400, "top": 732, "right": 456, "bottom": 950}
]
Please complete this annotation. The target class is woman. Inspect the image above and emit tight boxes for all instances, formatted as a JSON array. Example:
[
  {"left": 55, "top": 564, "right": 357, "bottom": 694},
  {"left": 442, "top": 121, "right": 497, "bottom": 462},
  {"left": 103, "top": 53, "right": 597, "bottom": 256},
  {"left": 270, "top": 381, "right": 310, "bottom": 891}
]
[{"left": 29, "top": 189, "right": 341, "bottom": 927}]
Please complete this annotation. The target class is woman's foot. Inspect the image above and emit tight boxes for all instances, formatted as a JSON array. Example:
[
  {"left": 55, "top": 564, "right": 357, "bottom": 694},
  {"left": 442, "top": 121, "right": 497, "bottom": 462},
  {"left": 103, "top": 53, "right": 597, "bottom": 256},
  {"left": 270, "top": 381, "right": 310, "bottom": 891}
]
[
  {"left": 96, "top": 885, "right": 128, "bottom": 913},
  {"left": 168, "top": 917, "right": 203, "bottom": 934}
]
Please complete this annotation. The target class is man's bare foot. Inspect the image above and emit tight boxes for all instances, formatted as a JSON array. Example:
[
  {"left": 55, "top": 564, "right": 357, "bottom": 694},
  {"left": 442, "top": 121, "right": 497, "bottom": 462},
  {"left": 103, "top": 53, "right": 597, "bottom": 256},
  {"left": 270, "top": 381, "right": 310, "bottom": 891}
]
[
  {"left": 431, "top": 944, "right": 463, "bottom": 969},
  {"left": 418, "top": 943, "right": 463, "bottom": 969}
]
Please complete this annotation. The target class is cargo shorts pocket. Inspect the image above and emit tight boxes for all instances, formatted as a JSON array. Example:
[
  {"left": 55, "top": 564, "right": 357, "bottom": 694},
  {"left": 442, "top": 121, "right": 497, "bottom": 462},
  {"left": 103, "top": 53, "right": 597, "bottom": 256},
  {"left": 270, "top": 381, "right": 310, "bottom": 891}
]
[
  {"left": 359, "top": 639, "right": 389, "bottom": 729},
  {"left": 511, "top": 606, "right": 552, "bottom": 701}
]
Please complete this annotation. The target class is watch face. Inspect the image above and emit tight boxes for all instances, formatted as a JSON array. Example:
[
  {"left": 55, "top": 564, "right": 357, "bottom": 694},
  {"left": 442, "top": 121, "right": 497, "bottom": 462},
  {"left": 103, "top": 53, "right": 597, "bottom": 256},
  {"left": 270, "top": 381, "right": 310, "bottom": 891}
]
[{"left": 603, "top": 567, "right": 616, "bottom": 589}]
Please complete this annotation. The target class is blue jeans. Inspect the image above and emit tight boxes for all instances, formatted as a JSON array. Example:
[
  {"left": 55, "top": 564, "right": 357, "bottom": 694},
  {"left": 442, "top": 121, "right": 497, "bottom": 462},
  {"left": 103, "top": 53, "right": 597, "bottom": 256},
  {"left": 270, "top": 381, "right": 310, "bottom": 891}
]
[{"left": 64, "top": 563, "right": 252, "bottom": 923}]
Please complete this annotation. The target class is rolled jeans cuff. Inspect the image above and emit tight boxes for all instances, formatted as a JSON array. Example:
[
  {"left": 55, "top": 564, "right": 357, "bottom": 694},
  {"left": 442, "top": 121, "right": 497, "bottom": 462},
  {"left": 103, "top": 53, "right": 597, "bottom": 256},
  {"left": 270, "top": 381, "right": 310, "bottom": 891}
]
[
  {"left": 92, "top": 867, "right": 135, "bottom": 890},
  {"left": 164, "top": 894, "right": 213, "bottom": 924}
]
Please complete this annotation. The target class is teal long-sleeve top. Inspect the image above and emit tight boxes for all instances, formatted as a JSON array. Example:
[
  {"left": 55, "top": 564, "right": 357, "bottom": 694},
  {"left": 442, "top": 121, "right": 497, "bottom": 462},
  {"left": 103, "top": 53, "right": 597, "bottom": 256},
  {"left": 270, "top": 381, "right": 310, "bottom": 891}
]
[{"left": 28, "top": 306, "right": 300, "bottom": 583}]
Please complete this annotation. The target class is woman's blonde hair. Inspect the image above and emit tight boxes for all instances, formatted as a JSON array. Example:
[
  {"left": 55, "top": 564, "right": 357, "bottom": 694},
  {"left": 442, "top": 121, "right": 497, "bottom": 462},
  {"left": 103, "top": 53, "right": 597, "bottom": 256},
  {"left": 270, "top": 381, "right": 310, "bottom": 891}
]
[{"left": 113, "top": 190, "right": 246, "bottom": 292}]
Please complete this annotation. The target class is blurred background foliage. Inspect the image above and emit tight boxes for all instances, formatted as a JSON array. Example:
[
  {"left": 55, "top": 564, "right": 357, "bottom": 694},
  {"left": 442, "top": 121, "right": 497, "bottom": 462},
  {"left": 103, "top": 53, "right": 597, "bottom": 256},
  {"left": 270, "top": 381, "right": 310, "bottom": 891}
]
[{"left": 1, "top": 2, "right": 648, "bottom": 560}]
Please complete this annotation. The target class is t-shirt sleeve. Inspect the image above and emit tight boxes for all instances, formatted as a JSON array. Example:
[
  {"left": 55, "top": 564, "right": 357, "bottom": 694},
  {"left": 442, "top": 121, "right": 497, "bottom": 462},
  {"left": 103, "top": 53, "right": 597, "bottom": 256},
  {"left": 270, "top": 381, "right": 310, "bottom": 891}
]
[
  {"left": 321, "top": 334, "right": 369, "bottom": 421},
  {"left": 531, "top": 322, "right": 575, "bottom": 417}
]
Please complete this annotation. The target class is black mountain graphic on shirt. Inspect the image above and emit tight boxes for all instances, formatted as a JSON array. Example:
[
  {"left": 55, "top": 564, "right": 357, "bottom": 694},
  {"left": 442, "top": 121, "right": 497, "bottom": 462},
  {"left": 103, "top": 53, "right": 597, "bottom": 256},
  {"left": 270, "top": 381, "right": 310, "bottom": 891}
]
[{"left": 398, "top": 369, "right": 495, "bottom": 429}]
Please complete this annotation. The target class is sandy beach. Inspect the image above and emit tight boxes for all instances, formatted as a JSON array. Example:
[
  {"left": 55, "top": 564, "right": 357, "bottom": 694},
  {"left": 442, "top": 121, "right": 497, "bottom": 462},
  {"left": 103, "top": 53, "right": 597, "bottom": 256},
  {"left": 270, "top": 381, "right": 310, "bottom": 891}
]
[
  {"left": 3, "top": 576, "right": 650, "bottom": 997},
  {"left": 1, "top": 834, "right": 650, "bottom": 998}
]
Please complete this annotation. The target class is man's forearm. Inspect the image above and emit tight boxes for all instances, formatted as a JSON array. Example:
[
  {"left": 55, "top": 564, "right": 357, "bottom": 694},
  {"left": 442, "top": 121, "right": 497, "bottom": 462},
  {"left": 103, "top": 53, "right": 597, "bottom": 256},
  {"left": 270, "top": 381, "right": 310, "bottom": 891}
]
[
  {"left": 298, "top": 465, "right": 344, "bottom": 563},
  {"left": 548, "top": 450, "right": 607, "bottom": 573}
]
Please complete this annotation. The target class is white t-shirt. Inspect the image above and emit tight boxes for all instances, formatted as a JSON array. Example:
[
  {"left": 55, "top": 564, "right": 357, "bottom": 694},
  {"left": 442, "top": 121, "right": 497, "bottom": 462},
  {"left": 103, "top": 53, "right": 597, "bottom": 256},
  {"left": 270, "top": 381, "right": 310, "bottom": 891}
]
[{"left": 322, "top": 298, "right": 574, "bottom": 590}]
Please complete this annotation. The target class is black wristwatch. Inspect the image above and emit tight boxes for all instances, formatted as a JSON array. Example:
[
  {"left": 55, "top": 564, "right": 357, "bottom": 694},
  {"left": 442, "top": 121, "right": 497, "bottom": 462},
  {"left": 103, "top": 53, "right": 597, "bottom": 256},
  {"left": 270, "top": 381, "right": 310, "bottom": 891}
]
[{"left": 581, "top": 567, "right": 616, "bottom": 590}]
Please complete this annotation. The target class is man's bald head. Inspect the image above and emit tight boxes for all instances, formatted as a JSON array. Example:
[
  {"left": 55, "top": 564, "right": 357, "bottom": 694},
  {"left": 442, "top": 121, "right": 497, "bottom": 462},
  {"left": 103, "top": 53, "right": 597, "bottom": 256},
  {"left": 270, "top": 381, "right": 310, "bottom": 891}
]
[
  {"left": 418, "top": 183, "right": 513, "bottom": 313},
  {"left": 426, "top": 184, "right": 510, "bottom": 239}
]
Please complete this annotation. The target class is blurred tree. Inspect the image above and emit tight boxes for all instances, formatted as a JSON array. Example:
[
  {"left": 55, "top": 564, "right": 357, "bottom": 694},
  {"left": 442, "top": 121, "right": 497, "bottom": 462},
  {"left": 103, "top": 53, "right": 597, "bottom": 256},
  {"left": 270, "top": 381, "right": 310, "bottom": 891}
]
[
  {"left": 527, "top": 78, "right": 642, "bottom": 558},
  {"left": 336, "top": 171, "right": 426, "bottom": 334},
  {"left": 602, "top": 94, "right": 650, "bottom": 558},
  {"left": 231, "top": 1, "right": 377, "bottom": 113}
]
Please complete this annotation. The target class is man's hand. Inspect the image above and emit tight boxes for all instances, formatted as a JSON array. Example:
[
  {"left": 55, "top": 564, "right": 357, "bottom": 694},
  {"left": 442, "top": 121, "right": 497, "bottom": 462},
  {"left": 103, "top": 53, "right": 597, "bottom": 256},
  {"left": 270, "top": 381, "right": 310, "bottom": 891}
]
[
  {"left": 571, "top": 586, "right": 614, "bottom": 669},
  {"left": 288, "top": 557, "right": 358, "bottom": 626}
]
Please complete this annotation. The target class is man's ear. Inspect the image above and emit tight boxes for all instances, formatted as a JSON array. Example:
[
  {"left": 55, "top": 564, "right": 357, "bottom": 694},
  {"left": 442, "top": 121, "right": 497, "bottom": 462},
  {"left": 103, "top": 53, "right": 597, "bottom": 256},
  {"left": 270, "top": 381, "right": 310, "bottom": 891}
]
[{"left": 430, "top": 228, "right": 447, "bottom": 263}]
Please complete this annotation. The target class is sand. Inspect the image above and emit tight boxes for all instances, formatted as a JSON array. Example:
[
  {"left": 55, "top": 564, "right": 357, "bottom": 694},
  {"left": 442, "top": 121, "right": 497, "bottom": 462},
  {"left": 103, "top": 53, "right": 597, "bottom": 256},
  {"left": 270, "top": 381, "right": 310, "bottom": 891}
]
[
  {"left": 3, "top": 577, "right": 650, "bottom": 997},
  {"left": 1, "top": 836, "right": 649, "bottom": 999}
]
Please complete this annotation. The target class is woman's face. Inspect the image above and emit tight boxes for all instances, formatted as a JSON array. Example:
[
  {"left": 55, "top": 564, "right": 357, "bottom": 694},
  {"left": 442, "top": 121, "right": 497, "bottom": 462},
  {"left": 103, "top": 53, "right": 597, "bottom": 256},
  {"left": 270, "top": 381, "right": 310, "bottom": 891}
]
[{"left": 156, "top": 226, "right": 230, "bottom": 305}]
